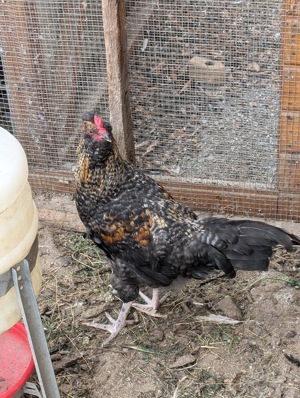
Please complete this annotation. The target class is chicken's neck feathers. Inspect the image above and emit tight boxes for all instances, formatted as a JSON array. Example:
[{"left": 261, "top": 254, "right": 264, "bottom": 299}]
[{"left": 76, "top": 138, "right": 138, "bottom": 201}]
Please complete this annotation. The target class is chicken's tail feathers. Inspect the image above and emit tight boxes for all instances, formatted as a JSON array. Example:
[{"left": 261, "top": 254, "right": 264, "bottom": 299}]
[
  {"left": 200, "top": 218, "right": 299, "bottom": 272},
  {"left": 287, "top": 232, "right": 300, "bottom": 246},
  {"left": 207, "top": 246, "right": 236, "bottom": 278}
]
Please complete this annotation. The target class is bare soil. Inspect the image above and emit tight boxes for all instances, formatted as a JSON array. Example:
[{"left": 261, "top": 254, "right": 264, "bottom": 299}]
[{"left": 34, "top": 192, "right": 300, "bottom": 398}]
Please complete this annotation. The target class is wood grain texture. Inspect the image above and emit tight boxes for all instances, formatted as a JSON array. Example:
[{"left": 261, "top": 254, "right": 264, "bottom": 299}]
[
  {"left": 102, "top": 0, "right": 135, "bottom": 163},
  {"left": 282, "top": 18, "right": 300, "bottom": 65},
  {"left": 28, "top": 170, "right": 300, "bottom": 221},
  {"left": 280, "top": 112, "right": 300, "bottom": 152}
]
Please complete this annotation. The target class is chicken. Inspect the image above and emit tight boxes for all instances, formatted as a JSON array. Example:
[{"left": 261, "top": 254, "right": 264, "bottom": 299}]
[{"left": 75, "top": 111, "right": 299, "bottom": 345}]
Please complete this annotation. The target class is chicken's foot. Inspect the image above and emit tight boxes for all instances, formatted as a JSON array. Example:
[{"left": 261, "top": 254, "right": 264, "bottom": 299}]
[
  {"left": 83, "top": 301, "right": 134, "bottom": 345},
  {"left": 84, "top": 289, "right": 168, "bottom": 344},
  {"left": 132, "top": 288, "right": 169, "bottom": 317}
]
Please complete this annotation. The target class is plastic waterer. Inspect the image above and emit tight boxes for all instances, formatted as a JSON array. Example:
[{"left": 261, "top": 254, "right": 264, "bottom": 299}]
[
  {"left": 0, "top": 127, "right": 42, "bottom": 334},
  {"left": 0, "top": 322, "right": 35, "bottom": 397}
]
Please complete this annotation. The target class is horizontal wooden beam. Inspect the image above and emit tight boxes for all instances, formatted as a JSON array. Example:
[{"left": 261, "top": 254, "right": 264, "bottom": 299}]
[
  {"left": 29, "top": 170, "right": 74, "bottom": 193},
  {"left": 28, "top": 170, "right": 300, "bottom": 221}
]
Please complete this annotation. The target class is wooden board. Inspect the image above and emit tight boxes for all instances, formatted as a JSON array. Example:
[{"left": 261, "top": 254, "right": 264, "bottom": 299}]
[
  {"left": 278, "top": 153, "right": 300, "bottom": 191},
  {"left": 281, "top": 66, "right": 300, "bottom": 110},
  {"left": 284, "top": 0, "right": 300, "bottom": 16},
  {"left": 282, "top": 18, "right": 300, "bottom": 65},
  {"left": 279, "top": 2, "right": 300, "bottom": 193},
  {"left": 28, "top": 170, "right": 300, "bottom": 221},
  {"left": 279, "top": 111, "right": 300, "bottom": 152},
  {"left": 278, "top": 192, "right": 300, "bottom": 219}
]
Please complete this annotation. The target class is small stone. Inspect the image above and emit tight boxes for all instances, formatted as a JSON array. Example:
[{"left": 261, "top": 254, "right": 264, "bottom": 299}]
[
  {"left": 216, "top": 296, "right": 243, "bottom": 321},
  {"left": 148, "top": 329, "right": 165, "bottom": 342},
  {"left": 169, "top": 354, "right": 196, "bottom": 369},
  {"left": 50, "top": 353, "right": 62, "bottom": 361},
  {"left": 80, "top": 303, "right": 112, "bottom": 320}
]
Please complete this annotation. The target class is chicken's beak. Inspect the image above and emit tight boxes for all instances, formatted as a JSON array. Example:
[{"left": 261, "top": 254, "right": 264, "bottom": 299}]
[{"left": 103, "top": 132, "right": 112, "bottom": 142}]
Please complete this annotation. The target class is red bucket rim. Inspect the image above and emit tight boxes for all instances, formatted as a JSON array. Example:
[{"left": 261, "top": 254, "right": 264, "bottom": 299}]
[{"left": 0, "top": 322, "right": 34, "bottom": 398}]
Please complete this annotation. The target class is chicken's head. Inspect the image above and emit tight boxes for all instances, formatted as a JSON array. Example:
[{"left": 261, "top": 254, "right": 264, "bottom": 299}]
[{"left": 82, "top": 112, "right": 112, "bottom": 143}]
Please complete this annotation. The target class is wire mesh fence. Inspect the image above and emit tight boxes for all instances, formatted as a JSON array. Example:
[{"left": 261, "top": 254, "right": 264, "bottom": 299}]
[
  {"left": 0, "top": 0, "right": 109, "bottom": 174},
  {"left": 0, "top": 0, "right": 299, "bottom": 220},
  {"left": 129, "top": 0, "right": 281, "bottom": 189}
]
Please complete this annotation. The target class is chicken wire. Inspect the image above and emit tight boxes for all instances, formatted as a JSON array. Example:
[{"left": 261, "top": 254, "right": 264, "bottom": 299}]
[
  {"left": 128, "top": 0, "right": 281, "bottom": 188},
  {"left": 0, "top": 0, "right": 299, "bottom": 220},
  {"left": 0, "top": 0, "right": 109, "bottom": 174}
]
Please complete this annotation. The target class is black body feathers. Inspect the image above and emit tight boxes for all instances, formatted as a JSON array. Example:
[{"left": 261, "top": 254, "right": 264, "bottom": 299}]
[{"left": 75, "top": 114, "right": 299, "bottom": 304}]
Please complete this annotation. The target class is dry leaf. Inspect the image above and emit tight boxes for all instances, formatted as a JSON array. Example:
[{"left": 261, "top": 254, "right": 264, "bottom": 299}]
[{"left": 196, "top": 314, "right": 243, "bottom": 325}]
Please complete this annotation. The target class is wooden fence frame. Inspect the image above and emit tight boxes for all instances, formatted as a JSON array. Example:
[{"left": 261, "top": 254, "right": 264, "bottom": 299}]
[{"left": 2, "top": 0, "right": 300, "bottom": 220}]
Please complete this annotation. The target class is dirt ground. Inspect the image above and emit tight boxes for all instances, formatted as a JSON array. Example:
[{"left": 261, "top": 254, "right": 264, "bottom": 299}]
[{"left": 34, "top": 192, "right": 300, "bottom": 398}]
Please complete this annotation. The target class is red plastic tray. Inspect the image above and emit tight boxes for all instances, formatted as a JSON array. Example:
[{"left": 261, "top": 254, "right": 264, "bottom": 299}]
[{"left": 0, "top": 322, "right": 34, "bottom": 398}]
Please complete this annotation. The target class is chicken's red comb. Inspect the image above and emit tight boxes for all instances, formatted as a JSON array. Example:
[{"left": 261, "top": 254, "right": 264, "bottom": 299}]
[{"left": 94, "top": 115, "right": 104, "bottom": 130}]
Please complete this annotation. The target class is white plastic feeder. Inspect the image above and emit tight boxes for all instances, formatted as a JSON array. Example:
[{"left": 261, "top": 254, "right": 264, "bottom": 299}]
[{"left": 0, "top": 126, "right": 42, "bottom": 334}]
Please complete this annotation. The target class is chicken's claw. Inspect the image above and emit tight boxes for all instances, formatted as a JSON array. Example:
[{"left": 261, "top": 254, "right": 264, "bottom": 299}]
[
  {"left": 83, "top": 289, "right": 169, "bottom": 344},
  {"left": 83, "top": 301, "right": 134, "bottom": 345}
]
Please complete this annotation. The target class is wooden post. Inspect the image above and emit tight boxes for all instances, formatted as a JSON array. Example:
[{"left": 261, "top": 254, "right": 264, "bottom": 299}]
[
  {"left": 279, "top": 1, "right": 300, "bottom": 192},
  {"left": 102, "top": 0, "right": 135, "bottom": 163}
]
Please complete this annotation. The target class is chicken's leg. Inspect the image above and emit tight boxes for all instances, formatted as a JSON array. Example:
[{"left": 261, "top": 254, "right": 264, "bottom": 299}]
[
  {"left": 132, "top": 288, "right": 169, "bottom": 317},
  {"left": 83, "top": 301, "right": 133, "bottom": 345},
  {"left": 84, "top": 289, "right": 168, "bottom": 344}
]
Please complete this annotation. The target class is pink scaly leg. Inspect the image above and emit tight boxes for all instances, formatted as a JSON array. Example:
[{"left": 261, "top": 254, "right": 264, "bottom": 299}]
[
  {"left": 84, "top": 289, "right": 169, "bottom": 344},
  {"left": 83, "top": 301, "right": 133, "bottom": 345},
  {"left": 132, "top": 288, "right": 169, "bottom": 317}
]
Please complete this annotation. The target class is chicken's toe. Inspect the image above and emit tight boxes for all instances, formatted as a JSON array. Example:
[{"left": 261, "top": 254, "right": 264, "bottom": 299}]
[
  {"left": 83, "top": 301, "right": 133, "bottom": 345},
  {"left": 132, "top": 288, "right": 169, "bottom": 318}
]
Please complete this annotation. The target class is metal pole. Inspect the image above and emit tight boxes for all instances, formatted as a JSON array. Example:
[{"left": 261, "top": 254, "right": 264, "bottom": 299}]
[{"left": 12, "top": 260, "right": 60, "bottom": 398}]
